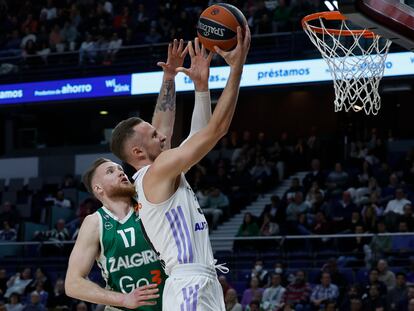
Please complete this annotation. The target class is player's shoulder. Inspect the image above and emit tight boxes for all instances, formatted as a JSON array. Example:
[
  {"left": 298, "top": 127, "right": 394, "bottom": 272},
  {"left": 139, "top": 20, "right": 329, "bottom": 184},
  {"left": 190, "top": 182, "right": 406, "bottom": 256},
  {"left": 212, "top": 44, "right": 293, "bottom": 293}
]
[
  {"left": 133, "top": 165, "right": 151, "bottom": 183},
  {"left": 83, "top": 212, "right": 100, "bottom": 226},
  {"left": 78, "top": 212, "right": 100, "bottom": 240},
  {"left": 74, "top": 213, "right": 100, "bottom": 253}
]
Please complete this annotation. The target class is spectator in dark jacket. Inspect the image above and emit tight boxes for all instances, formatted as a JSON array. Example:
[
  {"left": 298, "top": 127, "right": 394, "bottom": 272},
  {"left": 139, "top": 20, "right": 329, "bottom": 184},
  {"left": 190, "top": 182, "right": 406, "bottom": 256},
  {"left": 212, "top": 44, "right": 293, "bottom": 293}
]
[
  {"left": 400, "top": 204, "right": 414, "bottom": 231},
  {"left": 0, "top": 202, "right": 20, "bottom": 229},
  {"left": 47, "top": 278, "right": 72, "bottom": 310},
  {"left": 364, "top": 269, "right": 387, "bottom": 298},
  {"left": 259, "top": 195, "right": 285, "bottom": 225},
  {"left": 23, "top": 292, "right": 46, "bottom": 311},
  {"left": 397, "top": 286, "right": 414, "bottom": 311},
  {"left": 330, "top": 191, "right": 358, "bottom": 232},
  {"left": 0, "top": 221, "right": 17, "bottom": 241},
  {"left": 362, "top": 285, "right": 387, "bottom": 311},
  {"left": 339, "top": 285, "right": 361, "bottom": 311},
  {"left": 387, "top": 272, "right": 408, "bottom": 311},
  {"left": 0, "top": 269, "right": 7, "bottom": 298},
  {"left": 303, "top": 158, "right": 325, "bottom": 191}
]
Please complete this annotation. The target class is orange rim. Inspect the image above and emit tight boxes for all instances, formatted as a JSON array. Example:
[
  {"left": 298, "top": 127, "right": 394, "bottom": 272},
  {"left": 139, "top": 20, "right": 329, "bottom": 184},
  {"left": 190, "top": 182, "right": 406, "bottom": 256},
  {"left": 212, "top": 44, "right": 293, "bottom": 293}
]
[{"left": 302, "top": 11, "right": 377, "bottom": 38}]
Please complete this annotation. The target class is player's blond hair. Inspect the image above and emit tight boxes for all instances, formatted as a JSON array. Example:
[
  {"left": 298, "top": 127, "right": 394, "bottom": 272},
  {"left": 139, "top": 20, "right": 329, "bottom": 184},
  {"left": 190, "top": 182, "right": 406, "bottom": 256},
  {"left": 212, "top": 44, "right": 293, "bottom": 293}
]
[
  {"left": 111, "top": 117, "right": 144, "bottom": 162},
  {"left": 82, "top": 157, "right": 112, "bottom": 194}
]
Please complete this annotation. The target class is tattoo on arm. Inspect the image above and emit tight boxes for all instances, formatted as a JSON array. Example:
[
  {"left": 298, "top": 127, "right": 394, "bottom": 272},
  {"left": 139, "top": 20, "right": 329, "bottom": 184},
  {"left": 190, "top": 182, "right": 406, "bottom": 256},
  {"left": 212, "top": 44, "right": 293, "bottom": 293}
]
[{"left": 155, "top": 80, "right": 176, "bottom": 112}]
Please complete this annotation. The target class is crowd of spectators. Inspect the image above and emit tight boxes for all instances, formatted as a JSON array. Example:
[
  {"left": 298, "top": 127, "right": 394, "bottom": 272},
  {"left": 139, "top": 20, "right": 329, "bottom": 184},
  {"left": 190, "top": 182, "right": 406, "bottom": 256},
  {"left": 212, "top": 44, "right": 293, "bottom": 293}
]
[
  {"left": 218, "top": 256, "right": 414, "bottom": 310},
  {"left": 0, "top": 0, "right": 324, "bottom": 68},
  {"left": 0, "top": 266, "right": 92, "bottom": 311},
  {"left": 3, "top": 127, "right": 303, "bottom": 238},
  {"left": 2, "top": 259, "right": 414, "bottom": 311},
  {"left": 1, "top": 127, "right": 313, "bottom": 242},
  {"left": 186, "top": 128, "right": 326, "bottom": 231},
  {"left": 2, "top": 126, "right": 413, "bottom": 249},
  {"left": 0, "top": 127, "right": 413, "bottom": 311},
  {"left": 233, "top": 129, "right": 414, "bottom": 267},
  {"left": 0, "top": 176, "right": 101, "bottom": 246}
]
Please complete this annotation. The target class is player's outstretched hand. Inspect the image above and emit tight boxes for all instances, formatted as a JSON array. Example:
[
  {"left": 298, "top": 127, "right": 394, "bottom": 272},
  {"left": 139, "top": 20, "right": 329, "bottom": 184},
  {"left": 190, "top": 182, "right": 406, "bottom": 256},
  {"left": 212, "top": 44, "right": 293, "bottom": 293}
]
[
  {"left": 214, "top": 25, "right": 250, "bottom": 71},
  {"left": 122, "top": 283, "right": 159, "bottom": 309},
  {"left": 175, "top": 38, "right": 213, "bottom": 92},
  {"left": 157, "top": 39, "right": 188, "bottom": 79}
]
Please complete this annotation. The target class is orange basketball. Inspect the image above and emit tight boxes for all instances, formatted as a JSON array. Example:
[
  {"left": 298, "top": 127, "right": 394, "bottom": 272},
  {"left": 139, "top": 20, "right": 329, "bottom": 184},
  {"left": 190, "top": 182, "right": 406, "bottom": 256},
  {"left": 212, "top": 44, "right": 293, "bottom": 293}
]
[{"left": 197, "top": 4, "right": 247, "bottom": 52}]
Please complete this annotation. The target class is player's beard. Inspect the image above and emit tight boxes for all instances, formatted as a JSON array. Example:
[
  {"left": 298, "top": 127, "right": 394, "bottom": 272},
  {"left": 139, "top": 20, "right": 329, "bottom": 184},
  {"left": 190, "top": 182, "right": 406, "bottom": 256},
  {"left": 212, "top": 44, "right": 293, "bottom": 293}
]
[{"left": 108, "top": 183, "right": 136, "bottom": 199}]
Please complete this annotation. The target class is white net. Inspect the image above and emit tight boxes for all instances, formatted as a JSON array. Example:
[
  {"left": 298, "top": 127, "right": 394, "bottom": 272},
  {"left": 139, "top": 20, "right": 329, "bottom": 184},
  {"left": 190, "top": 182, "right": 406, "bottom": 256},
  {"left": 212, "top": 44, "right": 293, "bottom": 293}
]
[{"left": 302, "top": 12, "right": 392, "bottom": 115}]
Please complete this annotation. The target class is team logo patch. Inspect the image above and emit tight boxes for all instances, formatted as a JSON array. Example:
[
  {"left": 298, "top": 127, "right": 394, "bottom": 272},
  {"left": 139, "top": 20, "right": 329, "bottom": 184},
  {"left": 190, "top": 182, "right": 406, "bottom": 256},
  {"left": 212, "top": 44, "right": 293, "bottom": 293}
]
[
  {"left": 211, "top": 8, "right": 219, "bottom": 15},
  {"left": 186, "top": 186, "right": 198, "bottom": 202},
  {"left": 104, "top": 222, "right": 113, "bottom": 230},
  {"left": 195, "top": 221, "right": 208, "bottom": 231},
  {"left": 133, "top": 202, "right": 142, "bottom": 213},
  {"left": 197, "top": 19, "right": 225, "bottom": 38}
]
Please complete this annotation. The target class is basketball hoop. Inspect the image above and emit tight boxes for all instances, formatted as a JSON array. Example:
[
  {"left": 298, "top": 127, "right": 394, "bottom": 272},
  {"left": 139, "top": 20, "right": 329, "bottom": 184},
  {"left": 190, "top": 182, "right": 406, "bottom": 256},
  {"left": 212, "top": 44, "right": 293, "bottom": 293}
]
[{"left": 302, "top": 11, "right": 392, "bottom": 115}]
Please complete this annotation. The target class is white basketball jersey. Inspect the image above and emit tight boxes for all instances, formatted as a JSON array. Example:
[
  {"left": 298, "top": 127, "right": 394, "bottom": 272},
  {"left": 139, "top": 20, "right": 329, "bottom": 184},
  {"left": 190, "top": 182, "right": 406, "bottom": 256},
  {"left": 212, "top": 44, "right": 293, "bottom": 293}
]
[{"left": 133, "top": 165, "right": 215, "bottom": 276}]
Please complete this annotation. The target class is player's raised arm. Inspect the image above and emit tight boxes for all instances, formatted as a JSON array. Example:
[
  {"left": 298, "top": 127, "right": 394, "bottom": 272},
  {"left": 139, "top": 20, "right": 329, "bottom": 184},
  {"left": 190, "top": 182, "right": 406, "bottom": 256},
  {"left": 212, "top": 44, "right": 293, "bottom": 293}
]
[
  {"left": 151, "top": 39, "right": 188, "bottom": 149},
  {"left": 65, "top": 214, "right": 159, "bottom": 308},
  {"left": 145, "top": 26, "right": 250, "bottom": 193},
  {"left": 179, "top": 38, "right": 213, "bottom": 146}
]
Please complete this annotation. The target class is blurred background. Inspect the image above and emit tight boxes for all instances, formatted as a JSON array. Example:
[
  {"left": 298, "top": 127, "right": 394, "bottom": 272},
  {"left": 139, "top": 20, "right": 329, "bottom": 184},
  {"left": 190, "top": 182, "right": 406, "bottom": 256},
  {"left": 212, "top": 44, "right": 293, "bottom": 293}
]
[{"left": 0, "top": 0, "right": 414, "bottom": 311}]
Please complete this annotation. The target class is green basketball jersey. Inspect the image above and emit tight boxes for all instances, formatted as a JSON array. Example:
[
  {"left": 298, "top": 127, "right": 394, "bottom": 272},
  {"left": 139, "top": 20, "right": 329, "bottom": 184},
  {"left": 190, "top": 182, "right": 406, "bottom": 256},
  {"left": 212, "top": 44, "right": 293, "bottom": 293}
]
[{"left": 96, "top": 206, "right": 166, "bottom": 311}]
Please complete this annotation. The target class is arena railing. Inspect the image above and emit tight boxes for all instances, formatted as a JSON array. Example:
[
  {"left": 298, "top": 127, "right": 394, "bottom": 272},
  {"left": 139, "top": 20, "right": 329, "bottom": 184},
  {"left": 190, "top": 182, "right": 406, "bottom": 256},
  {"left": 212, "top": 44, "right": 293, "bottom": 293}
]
[
  {"left": 0, "top": 32, "right": 307, "bottom": 66},
  {"left": 2, "top": 31, "right": 405, "bottom": 83},
  {"left": 0, "top": 232, "right": 412, "bottom": 262},
  {"left": 0, "top": 232, "right": 412, "bottom": 244},
  {"left": 0, "top": 31, "right": 408, "bottom": 83}
]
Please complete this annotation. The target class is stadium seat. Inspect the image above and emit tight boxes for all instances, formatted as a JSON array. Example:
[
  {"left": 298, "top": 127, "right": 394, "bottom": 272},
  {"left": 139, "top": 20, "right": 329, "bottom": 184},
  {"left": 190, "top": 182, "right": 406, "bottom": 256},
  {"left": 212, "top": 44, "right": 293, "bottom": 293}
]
[
  {"left": 214, "top": 250, "right": 233, "bottom": 258},
  {"left": 8, "top": 178, "right": 24, "bottom": 192},
  {"left": 287, "top": 251, "right": 313, "bottom": 260},
  {"left": 45, "top": 176, "right": 61, "bottom": 186},
  {"left": 341, "top": 268, "right": 355, "bottom": 284},
  {"left": 262, "top": 251, "right": 283, "bottom": 262},
  {"left": 355, "top": 268, "right": 369, "bottom": 284},
  {"left": 307, "top": 268, "right": 322, "bottom": 284},
  {"left": 316, "top": 250, "right": 339, "bottom": 259},
  {"left": 63, "top": 188, "right": 78, "bottom": 206},
  {"left": 28, "top": 177, "right": 43, "bottom": 192},
  {"left": 235, "top": 269, "right": 252, "bottom": 282},
  {"left": 78, "top": 191, "right": 91, "bottom": 205},
  {"left": 288, "top": 260, "right": 313, "bottom": 268},
  {"left": 0, "top": 244, "right": 23, "bottom": 258},
  {"left": 0, "top": 179, "right": 5, "bottom": 192},
  {"left": 17, "top": 203, "right": 31, "bottom": 218},
  {"left": 50, "top": 205, "right": 75, "bottom": 227},
  {"left": 1, "top": 191, "right": 17, "bottom": 204},
  {"left": 22, "top": 222, "right": 49, "bottom": 241},
  {"left": 389, "top": 266, "right": 404, "bottom": 274}
]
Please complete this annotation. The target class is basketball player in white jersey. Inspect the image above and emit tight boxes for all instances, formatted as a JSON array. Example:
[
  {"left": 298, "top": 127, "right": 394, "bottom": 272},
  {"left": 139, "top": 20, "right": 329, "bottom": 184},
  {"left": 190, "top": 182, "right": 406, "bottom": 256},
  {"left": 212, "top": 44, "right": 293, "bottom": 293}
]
[
  {"left": 110, "top": 26, "right": 251, "bottom": 311},
  {"left": 65, "top": 38, "right": 214, "bottom": 310}
]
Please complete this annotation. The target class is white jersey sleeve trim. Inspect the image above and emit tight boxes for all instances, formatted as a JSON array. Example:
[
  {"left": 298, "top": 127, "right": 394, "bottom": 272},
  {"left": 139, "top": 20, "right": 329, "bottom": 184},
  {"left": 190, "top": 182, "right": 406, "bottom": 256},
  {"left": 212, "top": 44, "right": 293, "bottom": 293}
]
[
  {"left": 95, "top": 211, "right": 110, "bottom": 287},
  {"left": 135, "top": 165, "right": 185, "bottom": 209},
  {"left": 101, "top": 205, "right": 133, "bottom": 224}
]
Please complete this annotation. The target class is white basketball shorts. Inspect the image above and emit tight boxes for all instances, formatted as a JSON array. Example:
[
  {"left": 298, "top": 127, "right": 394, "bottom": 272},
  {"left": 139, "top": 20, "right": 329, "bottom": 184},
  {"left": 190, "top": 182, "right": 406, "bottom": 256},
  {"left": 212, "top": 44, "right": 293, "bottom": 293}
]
[{"left": 162, "top": 263, "right": 225, "bottom": 311}]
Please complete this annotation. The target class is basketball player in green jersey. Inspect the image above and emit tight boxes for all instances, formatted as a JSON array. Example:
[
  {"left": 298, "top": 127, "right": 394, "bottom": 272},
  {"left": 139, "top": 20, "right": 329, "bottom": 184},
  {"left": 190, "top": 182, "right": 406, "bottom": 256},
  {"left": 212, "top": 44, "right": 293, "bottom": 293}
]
[
  {"left": 65, "top": 38, "right": 213, "bottom": 310},
  {"left": 66, "top": 158, "right": 162, "bottom": 310}
]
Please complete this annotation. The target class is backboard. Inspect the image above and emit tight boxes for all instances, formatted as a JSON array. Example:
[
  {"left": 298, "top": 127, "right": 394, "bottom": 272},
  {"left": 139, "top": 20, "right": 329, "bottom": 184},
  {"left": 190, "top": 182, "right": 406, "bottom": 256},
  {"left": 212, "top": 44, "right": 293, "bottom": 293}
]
[{"left": 338, "top": 0, "right": 414, "bottom": 50}]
